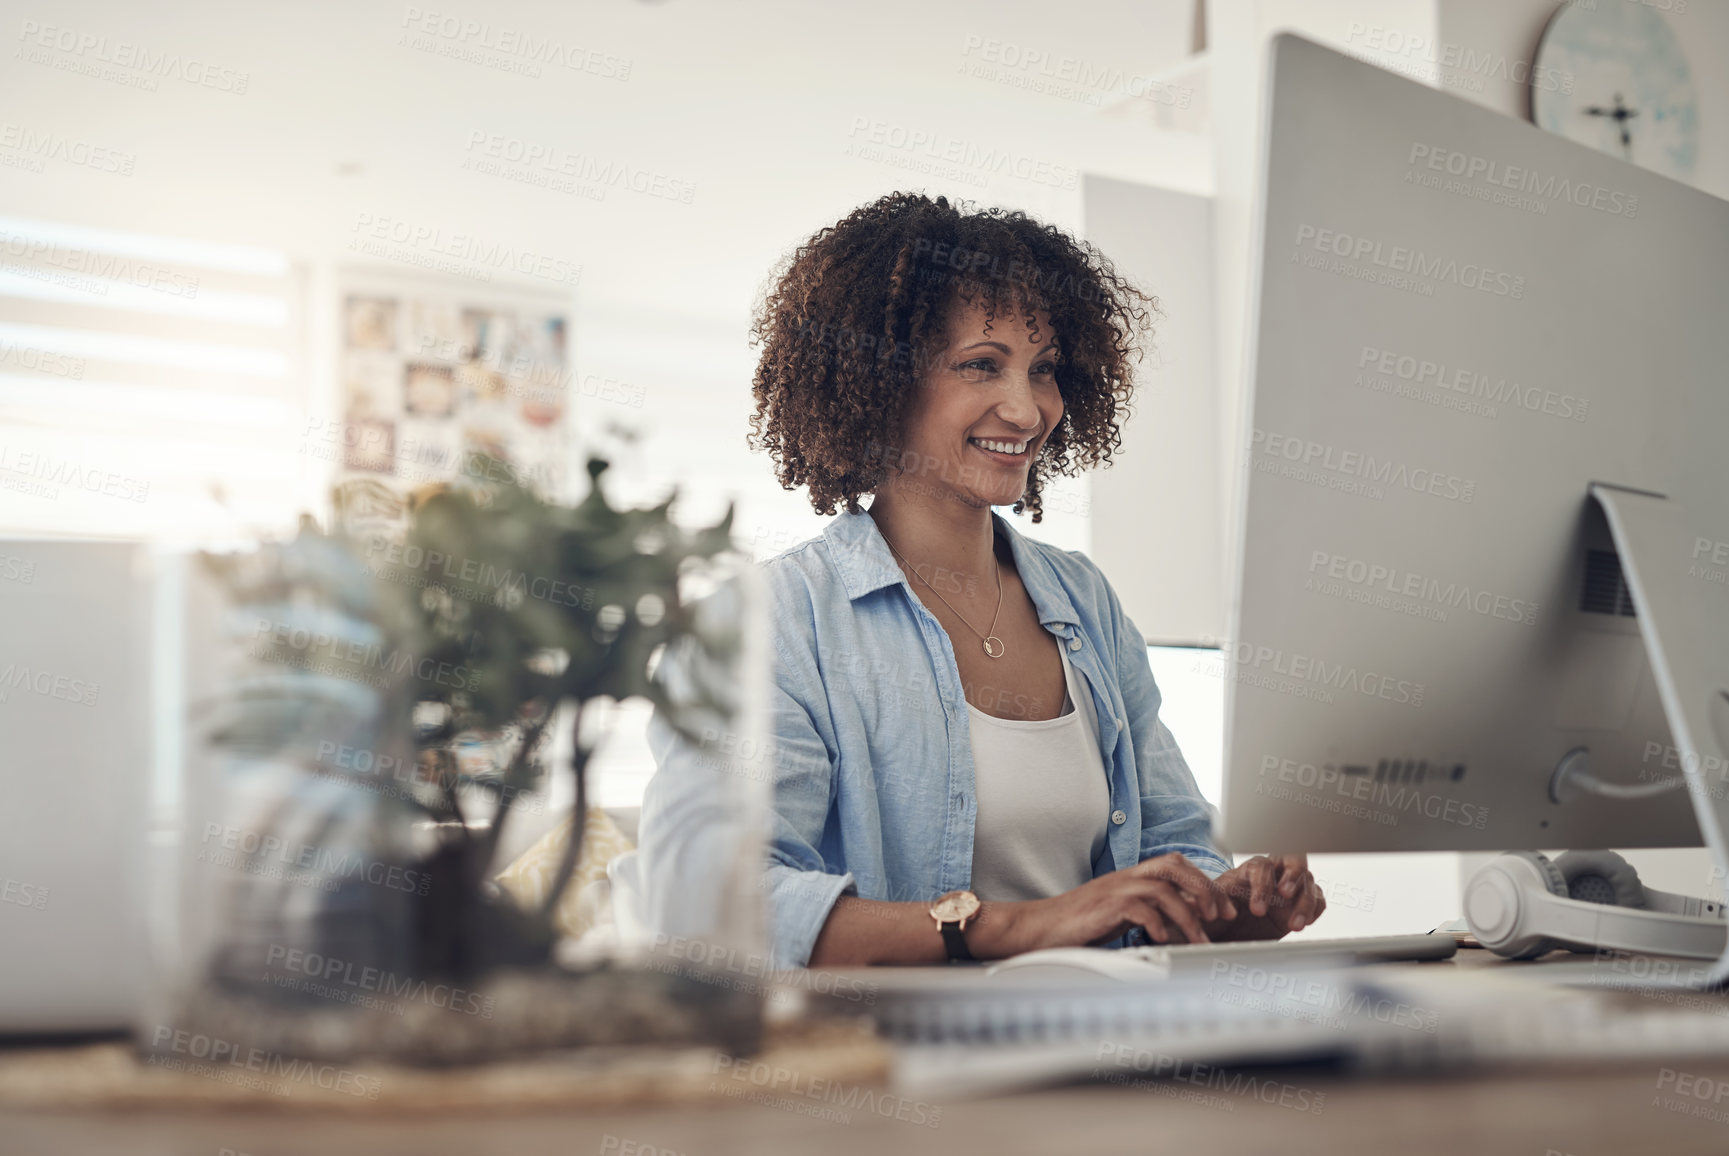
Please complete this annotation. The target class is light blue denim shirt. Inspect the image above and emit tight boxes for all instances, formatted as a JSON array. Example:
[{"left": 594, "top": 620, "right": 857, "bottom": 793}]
[{"left": 641, "top": 507, "right": 1228, "bottom": 969}]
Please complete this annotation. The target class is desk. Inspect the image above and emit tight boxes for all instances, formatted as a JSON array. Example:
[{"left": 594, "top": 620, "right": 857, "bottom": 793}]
[
  {"left": 6, "top": 1062, "right": 1729, "bottom": 1155},
  {"left": 6, "top": 948, "right": 1729, "bottom": 1156}
]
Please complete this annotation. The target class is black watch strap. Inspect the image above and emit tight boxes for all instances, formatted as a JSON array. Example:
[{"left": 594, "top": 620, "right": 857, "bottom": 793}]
[{"left": 940, "top": 921, "right": 974, "bottom": 962}]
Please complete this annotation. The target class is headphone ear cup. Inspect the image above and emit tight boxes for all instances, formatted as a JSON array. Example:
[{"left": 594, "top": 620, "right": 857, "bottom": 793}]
[
  {"left": 1554, "top": 850, "right": 1645, "bottom": 909},
  {"left": 1507, "top": 851, "right": 1569, "bottom": 898},
  {"left": 1492, "top": 852, "right": 1568, "bottom": 959}
]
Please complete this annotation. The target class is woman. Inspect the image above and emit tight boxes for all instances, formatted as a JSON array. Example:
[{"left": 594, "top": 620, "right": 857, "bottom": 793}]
[{"left": 643, "top": 192, "right": 1325, "bottom": 969}]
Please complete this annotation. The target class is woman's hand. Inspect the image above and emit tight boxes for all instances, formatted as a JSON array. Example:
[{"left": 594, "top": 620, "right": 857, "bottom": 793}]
[
  {"left": 807, "top": 855, "right": 1319, "bottom": 966},
  {"left": 978, "top": 853, "right": 1238, "bottom": 956},
  {"left": 1202, "top": 854, "right": 1327, "bottom": 941}
]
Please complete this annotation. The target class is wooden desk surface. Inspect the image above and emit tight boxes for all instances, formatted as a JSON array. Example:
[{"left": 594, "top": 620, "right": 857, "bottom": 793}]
[
  {"left": 7, "top": 1061, "right": 1729, "bottom": 1156},
  {"left": 7, "top": 948, "right": 1729, "bottom": 1156}
]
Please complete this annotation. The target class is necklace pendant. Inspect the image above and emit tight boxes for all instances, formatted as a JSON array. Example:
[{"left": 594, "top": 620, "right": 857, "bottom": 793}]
[{"left": 982, "top": 636, "right": 1004, "bottom": 659}]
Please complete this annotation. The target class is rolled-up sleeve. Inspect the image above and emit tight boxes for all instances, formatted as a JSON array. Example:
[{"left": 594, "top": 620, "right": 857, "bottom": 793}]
[{"left": 754, "top": 629, "right": 857, "bottom": 968}]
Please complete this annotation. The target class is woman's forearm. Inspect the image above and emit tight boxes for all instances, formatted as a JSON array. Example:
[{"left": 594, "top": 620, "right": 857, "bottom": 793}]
[
  {"left": 806, "top": 895, "right": 1029, "bottom": 966},
  {"left": 803, "top": 852, "right": 1242, "bottom": 963}
]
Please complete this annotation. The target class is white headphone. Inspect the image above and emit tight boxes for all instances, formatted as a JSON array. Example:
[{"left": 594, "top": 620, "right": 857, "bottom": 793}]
[{"left": 1464, "top": 850, "right": 1728, "bottom": 960}]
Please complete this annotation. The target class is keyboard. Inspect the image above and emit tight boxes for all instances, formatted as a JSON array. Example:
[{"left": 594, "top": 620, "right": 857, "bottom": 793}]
[
  {"left": 1146, "top": 931, "right": 1458, "bottom": 967},
  {"left": 988, "top": 932, "right": 1459, "bottom": 982}
]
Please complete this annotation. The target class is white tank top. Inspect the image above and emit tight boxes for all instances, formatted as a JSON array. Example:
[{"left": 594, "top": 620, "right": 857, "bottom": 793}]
[{"left": 966, "top": 643, "right": 1111, "bottom": 902}]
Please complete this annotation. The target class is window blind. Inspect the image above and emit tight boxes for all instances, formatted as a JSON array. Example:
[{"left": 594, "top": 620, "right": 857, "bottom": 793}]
[{"left": 0, "top": 215, "right": 304, "bottom": 541}]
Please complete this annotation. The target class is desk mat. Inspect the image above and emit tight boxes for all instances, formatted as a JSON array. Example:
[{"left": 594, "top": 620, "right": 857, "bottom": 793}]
[{"left": 0, "top": 1017, "right": 890, "bottom": 1115}]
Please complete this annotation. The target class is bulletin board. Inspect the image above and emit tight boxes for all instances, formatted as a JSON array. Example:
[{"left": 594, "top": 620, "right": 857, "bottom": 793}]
[{"left": 331, "top": 271, "right": 573, "bottom": 504}]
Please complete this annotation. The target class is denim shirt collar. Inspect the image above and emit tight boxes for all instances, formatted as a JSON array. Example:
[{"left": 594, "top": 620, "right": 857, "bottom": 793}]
[{"left": 821, "top": 507, "right": 1082, "bottom": 631}]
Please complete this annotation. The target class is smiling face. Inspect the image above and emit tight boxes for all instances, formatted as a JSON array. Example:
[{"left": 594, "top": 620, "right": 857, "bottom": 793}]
[{"left": 885, "top": 295, "right": 1063, "bottom": 511}]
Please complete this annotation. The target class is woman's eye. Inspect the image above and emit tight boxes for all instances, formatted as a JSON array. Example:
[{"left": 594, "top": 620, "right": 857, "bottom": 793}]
[{"left": 952, "top": 358, "right": 1058, "bottom": 378}]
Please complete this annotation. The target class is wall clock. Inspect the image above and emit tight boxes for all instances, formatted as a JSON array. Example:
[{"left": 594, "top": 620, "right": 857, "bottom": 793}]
[{"left": 1531, "top": 1, "right": 1698, "bottom": 182}]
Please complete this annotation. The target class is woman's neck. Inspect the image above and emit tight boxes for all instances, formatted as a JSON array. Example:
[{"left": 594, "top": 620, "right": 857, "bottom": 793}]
[{"left": 865, "top": 484, "right": 1002, "bottom": 593}]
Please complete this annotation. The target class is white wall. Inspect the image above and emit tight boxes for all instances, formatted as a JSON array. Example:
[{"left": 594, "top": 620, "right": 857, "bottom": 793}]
[
  {"left": 0, "top": 0, "right": 1235, "bottom": 564},
  {"left": 1083, "top": 176, "right": 1221, "bottom": 646}
]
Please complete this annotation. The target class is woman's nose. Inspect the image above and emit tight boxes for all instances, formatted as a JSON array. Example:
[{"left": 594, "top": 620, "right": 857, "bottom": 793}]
[{"left": 994, "top": 373, "right": 1043, "bottom": 427}]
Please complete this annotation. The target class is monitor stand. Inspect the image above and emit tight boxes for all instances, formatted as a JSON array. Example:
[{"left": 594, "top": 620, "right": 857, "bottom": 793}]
[{"left": 1590, "top": 483, "right": 1729, "bottom": 987}]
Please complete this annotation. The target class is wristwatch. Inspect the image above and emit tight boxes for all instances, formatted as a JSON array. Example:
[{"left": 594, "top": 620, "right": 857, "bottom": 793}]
[{"left": 929, "top": 889, "right": 981, "bottom": 962}]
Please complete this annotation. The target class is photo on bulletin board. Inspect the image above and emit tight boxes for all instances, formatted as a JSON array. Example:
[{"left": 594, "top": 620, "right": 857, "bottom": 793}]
[
  {"left": 342, "top": 414, "right": 396, "bottom": 474},
  {"left": 403, "top": 362, "right": 457, "bottom": 419},
  {"left": 344, "top": 296, "right": 398, "bottom": 351},
  {"left": 332, "top": 277, "right": 572, "bottom": 504}
]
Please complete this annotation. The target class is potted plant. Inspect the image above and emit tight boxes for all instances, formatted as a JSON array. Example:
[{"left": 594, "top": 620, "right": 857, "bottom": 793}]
[{"left": 156, "top": 454, "right": 763, "bottom": 1064}]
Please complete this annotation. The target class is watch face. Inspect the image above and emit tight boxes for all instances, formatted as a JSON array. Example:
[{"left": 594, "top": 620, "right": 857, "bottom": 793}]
[{"left": 931, "top": 890, "right": 981, "bottom": 923}]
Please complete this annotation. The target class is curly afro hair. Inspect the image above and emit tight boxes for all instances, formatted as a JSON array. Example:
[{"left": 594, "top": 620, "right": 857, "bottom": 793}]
[{"left": 746, "top": 191, "right": 1157, "bottom": 523}]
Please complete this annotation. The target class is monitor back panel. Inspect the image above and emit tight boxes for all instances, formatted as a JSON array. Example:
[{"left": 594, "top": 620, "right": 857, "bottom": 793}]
[
  {"left": 0, "top": 540, "right": 150, "bottom": 1031},
  {"left": 1221, "top": 35, "right": 1729, "bottom": 853}
]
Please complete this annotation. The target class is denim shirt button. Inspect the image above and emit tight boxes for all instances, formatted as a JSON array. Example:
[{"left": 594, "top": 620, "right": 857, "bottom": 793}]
[
  {"left": 1110, "top": 809, "right": 1127, "bottom": 825},
  {"left": 1068, "top": 637, "right": 1083, "bottom": 651}
]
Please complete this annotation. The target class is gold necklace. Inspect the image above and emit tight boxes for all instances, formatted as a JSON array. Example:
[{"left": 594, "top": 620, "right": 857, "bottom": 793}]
[{"left": 880, "top": 531, "right": 1006, "bottom": 659}]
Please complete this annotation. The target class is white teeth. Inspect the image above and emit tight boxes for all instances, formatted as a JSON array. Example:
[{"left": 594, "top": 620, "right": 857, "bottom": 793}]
[{"left": 970, "top": 438, "right": 1027, "bottom": 455}]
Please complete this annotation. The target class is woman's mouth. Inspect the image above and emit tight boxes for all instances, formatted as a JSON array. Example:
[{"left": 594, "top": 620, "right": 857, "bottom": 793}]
[{"left": 968, "top": 437, "right": 1032, "bottom": 464}]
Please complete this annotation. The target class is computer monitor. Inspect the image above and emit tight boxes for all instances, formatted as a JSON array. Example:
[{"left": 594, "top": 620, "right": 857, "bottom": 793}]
[
  {"left": 0, "top": 540, "right": 152, "bottom": 1032},
  {"left": 1218, "top": 36, "right": 1729, "bottom": 874},
  {"left": 0, "top": 540, "right": 231, "bottom": 1033}
]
